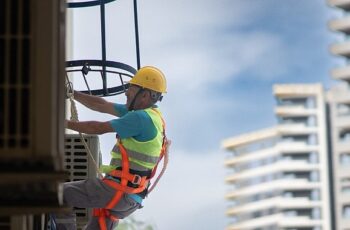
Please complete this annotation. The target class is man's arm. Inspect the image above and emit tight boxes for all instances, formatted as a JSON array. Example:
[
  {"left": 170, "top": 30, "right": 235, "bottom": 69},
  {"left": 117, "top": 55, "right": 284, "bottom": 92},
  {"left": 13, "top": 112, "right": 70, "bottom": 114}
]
[
  {"left": 73, "top": 91, "right": 120, "bottom": 116},
  {"left": 66, "top": 120, "right": 114, "bottom": 134}
]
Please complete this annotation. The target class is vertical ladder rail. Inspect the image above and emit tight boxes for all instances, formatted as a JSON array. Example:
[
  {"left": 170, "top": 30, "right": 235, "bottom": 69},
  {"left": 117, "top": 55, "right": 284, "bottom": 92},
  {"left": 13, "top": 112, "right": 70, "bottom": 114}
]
[
  {"left": 133, "top": 0, "right": 141, "bottom": 70},
  {"left": 99, "top": 0, "right": 108, "bottom": 95}
]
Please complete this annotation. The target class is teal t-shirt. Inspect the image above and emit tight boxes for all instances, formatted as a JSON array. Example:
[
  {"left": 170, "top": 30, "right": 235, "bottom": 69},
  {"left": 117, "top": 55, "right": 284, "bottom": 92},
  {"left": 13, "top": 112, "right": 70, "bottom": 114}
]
[{"left": 109, "top": 104, "right": 157, "bottom": 141}]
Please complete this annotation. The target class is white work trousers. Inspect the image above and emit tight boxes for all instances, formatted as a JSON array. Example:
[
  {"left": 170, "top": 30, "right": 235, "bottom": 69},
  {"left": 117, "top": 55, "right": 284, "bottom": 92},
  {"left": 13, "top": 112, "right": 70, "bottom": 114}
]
[{"left": 55, "top": 178, "right": 141, "bottom": 230}]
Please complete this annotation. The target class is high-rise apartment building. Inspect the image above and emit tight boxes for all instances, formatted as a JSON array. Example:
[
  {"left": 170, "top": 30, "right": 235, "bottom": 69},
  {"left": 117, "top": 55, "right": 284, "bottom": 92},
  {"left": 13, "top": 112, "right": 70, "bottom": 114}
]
[
  {"left": 328, "top": 0, "right": 350, "bottom": 229},
  {"left": 222, "top": 84, "right": 331, "bottom": 230}
]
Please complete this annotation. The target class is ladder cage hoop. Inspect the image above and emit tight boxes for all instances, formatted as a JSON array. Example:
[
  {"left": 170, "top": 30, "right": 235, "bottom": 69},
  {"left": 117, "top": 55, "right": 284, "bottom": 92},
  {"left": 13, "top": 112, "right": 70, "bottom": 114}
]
[
  {"left": 65, "top": 60, "right": 136, "bottom": 97},
  {"left": 67, "top": 0, "right": 117, "bottom": 8}
]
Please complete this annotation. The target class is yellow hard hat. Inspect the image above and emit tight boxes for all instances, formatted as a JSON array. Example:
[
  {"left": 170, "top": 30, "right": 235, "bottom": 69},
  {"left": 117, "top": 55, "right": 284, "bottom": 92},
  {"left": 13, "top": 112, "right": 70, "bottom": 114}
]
[{"left": 130, "top": 66, "right": 167, "bottom": 93}]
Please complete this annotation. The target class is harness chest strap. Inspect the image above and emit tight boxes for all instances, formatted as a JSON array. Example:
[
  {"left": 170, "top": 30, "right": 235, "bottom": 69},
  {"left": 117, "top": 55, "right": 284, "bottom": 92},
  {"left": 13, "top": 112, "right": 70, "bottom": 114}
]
[
  {"left": 92, "top": 140, "right": 129, "bottom": 230},
  {"left": 93, "top": 109, "right": 167, "bottom": 230},
  {"left": 105, "top": 140, "right": 130, "bottom": 209}
]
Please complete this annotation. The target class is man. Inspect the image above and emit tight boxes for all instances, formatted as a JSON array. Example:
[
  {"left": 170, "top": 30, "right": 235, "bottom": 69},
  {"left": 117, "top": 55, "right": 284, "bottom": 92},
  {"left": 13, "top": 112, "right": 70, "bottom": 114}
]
[{"left": 57, "top": 66, "right": 167, "bottom": 230}]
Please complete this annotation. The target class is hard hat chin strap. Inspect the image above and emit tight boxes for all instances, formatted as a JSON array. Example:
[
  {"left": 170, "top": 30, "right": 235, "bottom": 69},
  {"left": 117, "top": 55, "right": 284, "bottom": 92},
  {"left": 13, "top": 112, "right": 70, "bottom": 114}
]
[{"left": 128, "top": 87, "right": 144, "bottom": 111}]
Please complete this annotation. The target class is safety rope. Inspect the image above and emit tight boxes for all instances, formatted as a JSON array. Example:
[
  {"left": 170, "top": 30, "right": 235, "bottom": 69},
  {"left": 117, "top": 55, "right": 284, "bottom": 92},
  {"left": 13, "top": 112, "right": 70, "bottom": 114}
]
[
  {"left": 66, "top": 75, "right": 104, "bottom": 179},
  {"left": 148, "top": 138, "right": 170, "bottom": 194}
]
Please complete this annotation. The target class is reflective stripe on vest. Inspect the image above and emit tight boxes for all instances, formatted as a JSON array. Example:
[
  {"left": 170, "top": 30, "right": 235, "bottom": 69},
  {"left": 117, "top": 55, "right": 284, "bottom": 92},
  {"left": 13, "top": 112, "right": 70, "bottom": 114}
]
[{"left": 101, "top": 108, "right": 164, "bottom": 173}]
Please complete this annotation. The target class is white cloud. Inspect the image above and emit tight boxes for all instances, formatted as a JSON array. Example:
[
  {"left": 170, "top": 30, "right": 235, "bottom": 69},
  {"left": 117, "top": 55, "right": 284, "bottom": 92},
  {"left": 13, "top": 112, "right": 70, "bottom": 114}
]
[{"left": 138, "top": 0, "right": 290, "bottom": 90}]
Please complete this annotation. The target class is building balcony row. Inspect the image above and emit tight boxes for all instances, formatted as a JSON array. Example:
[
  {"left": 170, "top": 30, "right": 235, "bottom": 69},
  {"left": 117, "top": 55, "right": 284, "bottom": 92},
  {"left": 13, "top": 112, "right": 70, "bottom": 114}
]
[
  {"left": 226, "top": 179, "right": 320, "bottom": 199},
  {"left": 225, "top": 160, "right": 320, "bottom": 183},
  {"left": 328, "top": 86, "right": 350, "bottom": 103},
  {"left": 333, "top": 139, "right": 350, "bottom": 153},
  {"left": 330, "top": 41, "right": 350, "bottom": 58},
  {"left": 224, "top": 143, "right": 319, "bottom": 167},
  {"left": 330, "top": 65, "right": 350, "bottom": 82},
  {"left": 274, "top": 106, "right": 318, "bottom": 117},
  {"left": 328, "top": 0, "right": 350, "bottom": 10},
  {"left": 338, "top": 219, "right": 350, "bottom": 230},
  {"left": 334, "top": 114, "right": 350, "bottom": 129},
  {"left": 329, "top": 16, "right": 350, "bottom": 34},
  {"left": 273, "top": 84, "right": 323, "bottom": 98},
  {"left": 226, "top": 197, "right": 321, "bottom": 216},
  {"left": 339, "top": 192, "right": 350, "bottom": 203},
  {"left": 222, "top": 125, "right": 320, "bottom": 152},
  {"left": 226, "top": 213, "right": 323, "bottom": 230}
]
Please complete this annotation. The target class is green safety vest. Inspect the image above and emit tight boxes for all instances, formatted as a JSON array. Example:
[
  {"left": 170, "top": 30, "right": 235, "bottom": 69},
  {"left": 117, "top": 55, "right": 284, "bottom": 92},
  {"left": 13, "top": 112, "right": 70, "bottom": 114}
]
[{"left": 101, "top": 108, "right": 164, "bottom": 173}]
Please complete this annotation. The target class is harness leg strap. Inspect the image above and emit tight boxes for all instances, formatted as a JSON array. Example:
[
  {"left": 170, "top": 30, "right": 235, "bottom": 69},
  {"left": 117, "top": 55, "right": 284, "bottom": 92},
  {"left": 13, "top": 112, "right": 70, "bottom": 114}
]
[{"left": 93, "top": 208, "right": 119, "bottom": 230}]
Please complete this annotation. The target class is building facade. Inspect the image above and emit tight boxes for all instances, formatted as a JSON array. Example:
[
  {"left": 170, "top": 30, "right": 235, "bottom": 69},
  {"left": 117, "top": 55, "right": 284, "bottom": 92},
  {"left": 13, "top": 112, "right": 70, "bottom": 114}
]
[
  {"left": 328, "top": 0, "right": 350, "bottom": 229},
  {"left": 222, "top": 84, "right": 331, "bottom": 230}
]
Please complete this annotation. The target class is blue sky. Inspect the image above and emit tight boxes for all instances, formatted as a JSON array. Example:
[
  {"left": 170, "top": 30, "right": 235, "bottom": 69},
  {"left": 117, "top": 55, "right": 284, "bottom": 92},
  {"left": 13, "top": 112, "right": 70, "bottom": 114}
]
[{"left": 69, "top": 0, "right": 342, "bottom": 229}]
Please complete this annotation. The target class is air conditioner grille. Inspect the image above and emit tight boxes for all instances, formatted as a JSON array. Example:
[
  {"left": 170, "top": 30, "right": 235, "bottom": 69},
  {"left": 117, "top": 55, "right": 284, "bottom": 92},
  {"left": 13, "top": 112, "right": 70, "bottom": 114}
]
[
  {"left": 0, "top": 0, "right": 31, "bottom": 150},
  {"left": 64, "top": 134, "right": 100, "bottom": 229}
]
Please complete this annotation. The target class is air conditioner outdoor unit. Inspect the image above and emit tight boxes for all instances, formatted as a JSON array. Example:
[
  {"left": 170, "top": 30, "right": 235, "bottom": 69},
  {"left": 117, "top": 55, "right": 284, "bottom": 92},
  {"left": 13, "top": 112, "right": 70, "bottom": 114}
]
[
  {"left": 64, "top": 134, "right": 101, "bottom": 230},
  {"left": 0, "top": 0, "right": 67, "bottom": 215}
]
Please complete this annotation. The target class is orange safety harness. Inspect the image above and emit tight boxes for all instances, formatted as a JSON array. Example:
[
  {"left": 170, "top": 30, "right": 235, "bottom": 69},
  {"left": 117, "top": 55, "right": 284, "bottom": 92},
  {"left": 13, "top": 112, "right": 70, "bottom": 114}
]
[{"left": 93, "top": 109, "right": 167, "bottom": 230}]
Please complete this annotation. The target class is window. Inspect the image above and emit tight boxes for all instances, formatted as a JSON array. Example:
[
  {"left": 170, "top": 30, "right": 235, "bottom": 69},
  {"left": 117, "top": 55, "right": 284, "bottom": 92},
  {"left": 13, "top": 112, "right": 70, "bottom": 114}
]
[
  {"left": 308, "top": 134, "right": 318, "bottom": 145},
  {"left": 281, "top": 135, "right": 309, "bottom": 145},
  {"left": 340, "top": 131, "right": 350, "bottom": 142},
  {"left": 308, "top": 116, "right": 317, "bottom": 126},
  {"left": 277, "top": 97, "right": 308, "bottom": 107},
  {"left": 284, "top": 210, "right": 297, "bottom": 217},
  {"left": 343, "top": 205, "right": 350, "bottom": 219},
  {"left": 340, "top": 153, "right": 350, "bottom": 166},
  {"left": 311, "top": 189, "right": 320, "bottom": 201},
  {"left": 341, "top": 186, "right": 350, "bottom": 194},
  {"left": 337, "top": 103, "right": 350, "bottom": 117},
  {"left": 309, "top": 152, "right": 318, "bottom": 163},
  {"left": 279, "top": 116, "right": 309, "bottom": 126},
  {"left": 306, "top": 97, "right": 316, "bottom": 108},
  {"left": 312, "top": 208, "right": 321, "bottom": 219},
  {"left": 310, "top": 171, "right": 320, "bottom": 182},
  {"left": 233, "top": 137, "right": 278, "bottom": 156}
]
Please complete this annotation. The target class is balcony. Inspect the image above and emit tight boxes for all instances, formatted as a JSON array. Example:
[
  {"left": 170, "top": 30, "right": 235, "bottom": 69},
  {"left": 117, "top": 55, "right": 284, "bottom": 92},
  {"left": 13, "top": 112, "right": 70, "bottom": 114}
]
[
  {"left": 275, "top": 106, "right": 316, "bottom": 117},
  {"left": 225, "top": 161, "right": 317, "bottom": 184},
  {"left": 277, "top": 142, "right": 318, "bottom": 153},
  {"left": 226, "top": 196, "right": 280, "bottom": 215},
  {"left": 278, "top": 217, "right": 323, "bottom": 228},
  {"left": 226, "top": 213, "right": 283, "bottom": 230},
  {"left": 273, "top": 84, "right": 322, "bottom": 97},
  {"left": 339, "top": 219, "right": 350, "bottom": 229},
  {"left": 224, "top": 139, "right": 319, "bottom": 168},
  {"left": 338, "top": 166, "right": 350, "bottom": 179},
  {"left": 335, "top": 115, "right": 350, "bottom": 129},
  {"left": 337, "top": 141, "right": 350, "bottom": 153},
  {"left": 328, "top": 0, "right": 350, "bottom": 10},
  {"left": 224, "top": 147, "right": 279, "bottom": 167},
  {"left": 330, "top": 41, "right": 350, "bottom": 58},
  {"left": 226, "top": 197, "right": 319, "bottom": 216},
  {"left": 277, "top": 124, "right": 317, "bottom": 135},
  {"left": 226, "top": 179, "right": 320, "bottom": 200},
  {"left": 330, "top": 89, "right": 350, "bottom": 103},
  {"left": 329, "top": 16, "right": 350, "bottom": 34},
  {"left": 226, "top": 213, "right": 322, "bottom": 230},
  {"left": 330, "top": 65, "right": 350, "bottom": 82},
  {"left": 339, "top": 193, "right": 350, "bottom": 203},
  {"left": 222, "top": 127, "right": 277, "bottom": 150}
]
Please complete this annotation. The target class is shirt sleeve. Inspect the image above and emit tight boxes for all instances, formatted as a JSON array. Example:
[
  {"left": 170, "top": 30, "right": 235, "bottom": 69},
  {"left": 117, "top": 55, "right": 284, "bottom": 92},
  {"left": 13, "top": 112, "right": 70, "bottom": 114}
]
[
  {"left": 113, "top": 103, "right": 128, "bottom": 117},
  {"left": 109, "top": 110, "right": 157, "bottom": 141}
]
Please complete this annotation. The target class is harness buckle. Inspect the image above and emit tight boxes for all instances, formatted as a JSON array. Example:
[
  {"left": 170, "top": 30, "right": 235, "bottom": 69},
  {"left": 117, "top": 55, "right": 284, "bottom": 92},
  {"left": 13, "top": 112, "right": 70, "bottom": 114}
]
[{"left": 132, "top": 174, "right": 142, "bottom": 185}]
